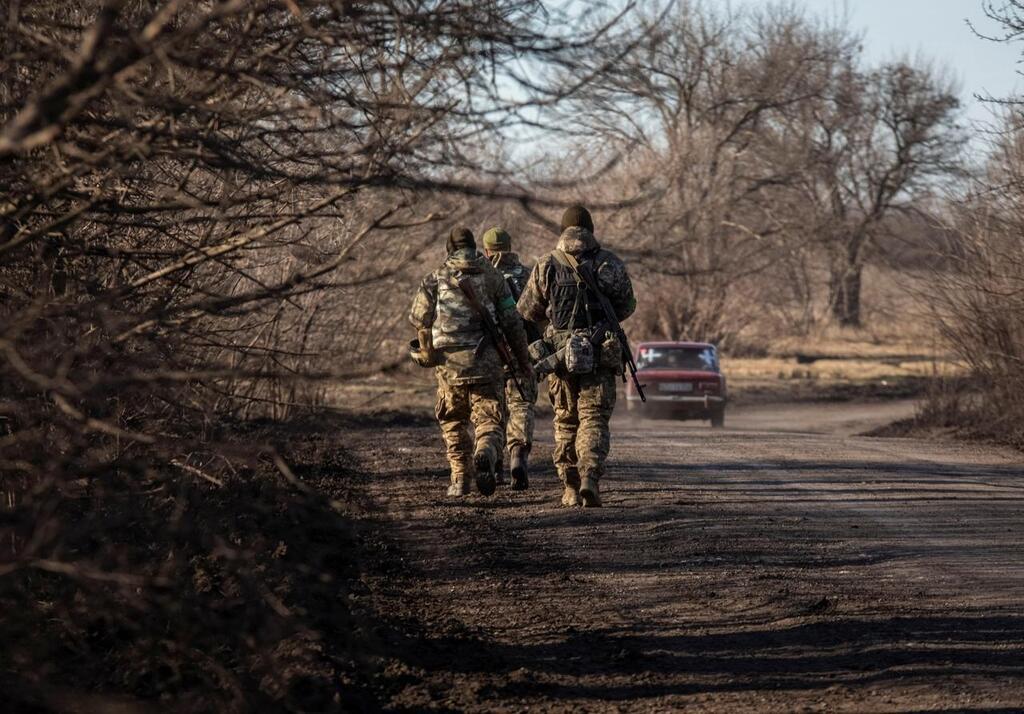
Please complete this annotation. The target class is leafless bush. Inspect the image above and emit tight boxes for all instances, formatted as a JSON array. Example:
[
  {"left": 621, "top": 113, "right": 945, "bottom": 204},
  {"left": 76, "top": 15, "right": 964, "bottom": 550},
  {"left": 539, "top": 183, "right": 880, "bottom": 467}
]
[
  {"left": 927, "top": 126, "right": 1024, "bottom": 447},
  {"left": 917, "top": 2, "right": 1024, "bottom": 448},
  {"left": 0, "top": 1, "right": 633, "bottom": 707}
]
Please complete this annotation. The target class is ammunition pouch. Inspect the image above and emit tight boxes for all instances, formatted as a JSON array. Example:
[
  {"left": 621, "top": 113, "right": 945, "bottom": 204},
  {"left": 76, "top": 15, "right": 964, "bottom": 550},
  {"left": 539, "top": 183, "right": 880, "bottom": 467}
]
[
  {"left": 564, "top": 332, "right": 594, "bottom": 374},
  {"left": 528, "top": 339, "right": 550, "bottom": 364},
  {"left": 535, "top": 329, "right": 597, "bottom": 376}
]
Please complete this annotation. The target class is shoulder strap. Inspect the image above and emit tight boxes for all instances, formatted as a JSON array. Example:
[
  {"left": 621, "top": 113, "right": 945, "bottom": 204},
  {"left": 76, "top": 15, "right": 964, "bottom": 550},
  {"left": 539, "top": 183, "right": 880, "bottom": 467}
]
[
  {"left": 552, "top": 249, "right": 580, "bottom": 272},
  {"left": 555, "top": 249, "right": 606, "bottom": 298},
  {"left": 553, "top": 249, "right": 591, "bottom": 328}
]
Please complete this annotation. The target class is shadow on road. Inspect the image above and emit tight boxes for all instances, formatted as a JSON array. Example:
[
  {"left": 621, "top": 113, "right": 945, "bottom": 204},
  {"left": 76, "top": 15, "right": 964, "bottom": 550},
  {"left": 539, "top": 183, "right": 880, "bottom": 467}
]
[
  {"left": 358, "top": 414, "right": 1024, "bottom": 709},
  {"left": 376, "top": 612, "right": 1024, "bottom": 701}
]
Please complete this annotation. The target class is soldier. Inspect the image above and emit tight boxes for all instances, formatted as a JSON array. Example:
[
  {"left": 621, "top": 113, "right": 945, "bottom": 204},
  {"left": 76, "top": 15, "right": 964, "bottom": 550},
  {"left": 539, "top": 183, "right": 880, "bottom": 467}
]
[
  {"left": 409, "top": 227, "right": 533, "bottom": 497},
  {"left": 517, "top": 206, "right": 636, "bottom": 508},
  {"left": 481, "top": 227, "right": 541, "bottom": 490}
]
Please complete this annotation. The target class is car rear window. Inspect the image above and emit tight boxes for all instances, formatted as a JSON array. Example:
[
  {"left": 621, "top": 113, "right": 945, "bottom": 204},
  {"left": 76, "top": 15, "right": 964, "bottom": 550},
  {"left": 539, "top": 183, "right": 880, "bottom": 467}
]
[{"left": 637, "top": 346, "right": 718, "bottom": 371}]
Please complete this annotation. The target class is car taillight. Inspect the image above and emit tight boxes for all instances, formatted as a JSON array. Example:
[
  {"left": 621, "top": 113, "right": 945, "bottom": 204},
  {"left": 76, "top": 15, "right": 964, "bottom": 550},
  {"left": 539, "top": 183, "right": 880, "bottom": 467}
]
[{"left": 699, "top": 382, "right": 720, "bottom": 393}]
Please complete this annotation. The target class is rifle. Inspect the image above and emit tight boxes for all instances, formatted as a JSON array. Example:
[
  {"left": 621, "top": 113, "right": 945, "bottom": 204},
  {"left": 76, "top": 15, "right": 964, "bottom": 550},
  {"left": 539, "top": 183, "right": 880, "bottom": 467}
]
[
  {"left": 571, "top": 259, "right": 647, "bottom": 403},
  {"left": 456, "top": 277, "right": 528, "bottom": 400},
  {"left": 504, "top": 277, "right": 543, "bottom": 343}
]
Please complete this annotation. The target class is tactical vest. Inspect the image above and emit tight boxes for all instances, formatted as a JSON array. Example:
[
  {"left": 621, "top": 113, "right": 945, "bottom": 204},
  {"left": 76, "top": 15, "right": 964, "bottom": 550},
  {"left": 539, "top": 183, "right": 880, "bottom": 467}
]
[
  {"left": 432, "top": 270, "right": 497, "bottom": 349},
  {"left": 549, "top": 254, "right": 602, "bottom": 331}
]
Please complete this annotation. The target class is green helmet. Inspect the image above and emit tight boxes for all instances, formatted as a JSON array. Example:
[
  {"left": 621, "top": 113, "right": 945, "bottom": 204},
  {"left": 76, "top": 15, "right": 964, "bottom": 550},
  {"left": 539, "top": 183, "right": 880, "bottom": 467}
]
[{"left": 482, "top": 227, "right": 512, "bottom": 252}]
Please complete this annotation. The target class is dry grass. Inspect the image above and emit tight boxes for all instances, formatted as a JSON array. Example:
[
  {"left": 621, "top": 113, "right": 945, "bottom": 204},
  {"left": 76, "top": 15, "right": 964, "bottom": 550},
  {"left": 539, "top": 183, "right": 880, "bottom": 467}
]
[
  {"left": 725, "top": 322, "right": 963, "bottom": 401},
  {"left": 767, "top": 329, "right": 942, "bottom": 360},
  {"left": 718, "top": 265, "right": 961, "bottom": 399},
  {"left": 725, "top": 355, "right": 965, "bottom": 387}
]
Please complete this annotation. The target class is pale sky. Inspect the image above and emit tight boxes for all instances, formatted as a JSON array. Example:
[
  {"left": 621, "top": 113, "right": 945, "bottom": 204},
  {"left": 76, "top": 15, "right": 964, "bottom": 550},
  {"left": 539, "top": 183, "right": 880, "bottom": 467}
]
[{"left": 741, "top": 0, "right": 1023, "bottom": 128}]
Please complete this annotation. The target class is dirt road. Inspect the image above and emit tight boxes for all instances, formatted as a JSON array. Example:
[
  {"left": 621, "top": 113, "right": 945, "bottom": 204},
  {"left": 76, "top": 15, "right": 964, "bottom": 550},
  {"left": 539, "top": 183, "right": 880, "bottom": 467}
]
[{"left": 349, "top": 400, "right": 1024, "bottom": 711}]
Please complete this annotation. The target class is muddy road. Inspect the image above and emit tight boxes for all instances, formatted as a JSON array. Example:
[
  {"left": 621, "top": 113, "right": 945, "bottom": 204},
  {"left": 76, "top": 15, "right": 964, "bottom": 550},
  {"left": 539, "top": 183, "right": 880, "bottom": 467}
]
[{"left": 348, "top": 400, "right": 1024, "bottom": 711}]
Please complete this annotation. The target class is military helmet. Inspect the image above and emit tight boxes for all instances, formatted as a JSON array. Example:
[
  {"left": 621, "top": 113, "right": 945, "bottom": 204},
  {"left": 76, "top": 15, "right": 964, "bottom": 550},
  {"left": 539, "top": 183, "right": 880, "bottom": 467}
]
[
  {"left": 446, "top": 226, "right": 475, "bottom": 254},
  {"left": 409, "top": 338, "right": 433, "bottom": 368},
  {"left": 561, "top": 205, "right": 594, "bottom": 232},
  {"left": 482, "top": 227, "right": 512, "bottom": 252}
]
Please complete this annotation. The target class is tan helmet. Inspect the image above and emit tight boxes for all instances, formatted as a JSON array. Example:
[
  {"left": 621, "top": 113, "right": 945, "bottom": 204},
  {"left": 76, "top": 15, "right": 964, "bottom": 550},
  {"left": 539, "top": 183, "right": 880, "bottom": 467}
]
[{"left": 409, "top": 338, "right": 435, "bottom": 368}]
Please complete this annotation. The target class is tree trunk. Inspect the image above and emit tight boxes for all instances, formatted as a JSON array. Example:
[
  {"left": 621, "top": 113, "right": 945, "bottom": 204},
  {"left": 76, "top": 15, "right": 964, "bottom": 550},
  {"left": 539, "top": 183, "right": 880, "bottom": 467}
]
[{"left": 830, "top": 265, "right": 862, "bottom": 327}]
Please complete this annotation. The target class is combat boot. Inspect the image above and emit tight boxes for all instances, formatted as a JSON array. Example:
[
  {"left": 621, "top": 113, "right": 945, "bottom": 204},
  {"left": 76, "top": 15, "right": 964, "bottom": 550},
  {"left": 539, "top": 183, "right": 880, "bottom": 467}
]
[
  {"left": 559, "top": 467, "right": 580, "bottom": 507},
  {"left": 446, "top": 476, "right": 469, "bottom": 497},
  {"left": 509, "top": 447, "right": 529, "bottom": 491},
  {"left": 579, "top": 476, "right": 601, "bottom": 508},
  {"left": 473, "top": 451, "right": 497, "bottom": 497}
]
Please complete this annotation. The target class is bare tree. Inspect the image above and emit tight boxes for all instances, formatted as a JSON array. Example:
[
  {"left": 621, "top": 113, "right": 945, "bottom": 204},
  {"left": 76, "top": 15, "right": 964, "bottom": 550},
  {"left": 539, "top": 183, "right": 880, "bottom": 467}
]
[
  {"left": 548, "top": 2, "right": 853, "bottom": 345},
  {"left": 792, "top": 58, "right": 964, "bottom": 326},
  {"left": 552, "top": 1, "right": 964, "bottom": 339}
]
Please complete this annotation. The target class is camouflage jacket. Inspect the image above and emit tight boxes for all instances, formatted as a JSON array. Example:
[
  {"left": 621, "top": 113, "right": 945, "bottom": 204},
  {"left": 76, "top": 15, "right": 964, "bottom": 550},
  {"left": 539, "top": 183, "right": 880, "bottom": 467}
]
[
  {"left": 491, "top": 251, "right": 543, "bottom": 344},
  {"left": 518, "top": 227, "right": 636, "bottom": 334},
  {"left": 490, "top": 252, "right": 531, "bottom": 299},
  {"left": 409, "top": 249, "right": 530, "bottom": 383}
]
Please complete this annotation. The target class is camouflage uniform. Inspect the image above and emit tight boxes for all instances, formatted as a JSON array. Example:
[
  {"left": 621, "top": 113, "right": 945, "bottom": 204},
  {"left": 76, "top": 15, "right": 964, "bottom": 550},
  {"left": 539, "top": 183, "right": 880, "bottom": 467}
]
[
  {"left": 490, "top": 251, "right": 539, "bottom": 459},
  {"left": 409, "top": 247, "right": 530, "bottom": 495},
  {"left": 518, "top": 222, "right": 636, "bottom": 506}
]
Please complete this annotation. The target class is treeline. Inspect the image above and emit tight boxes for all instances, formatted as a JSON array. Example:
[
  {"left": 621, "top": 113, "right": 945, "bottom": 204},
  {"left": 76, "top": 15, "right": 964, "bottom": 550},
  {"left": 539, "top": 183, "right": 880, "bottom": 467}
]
[{"left": 540, "top": 3, "right": 963, "bottom": 345}]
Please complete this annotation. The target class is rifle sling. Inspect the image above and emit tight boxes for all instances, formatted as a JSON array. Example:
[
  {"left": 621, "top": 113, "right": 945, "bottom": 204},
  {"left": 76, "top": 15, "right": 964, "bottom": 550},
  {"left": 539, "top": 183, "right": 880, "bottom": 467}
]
[
  {"left": 552, "top": 248, "right": 580, "bottom": 272},
  {"left": 453, "top": 277, "right": 519, "bottom": 368}
]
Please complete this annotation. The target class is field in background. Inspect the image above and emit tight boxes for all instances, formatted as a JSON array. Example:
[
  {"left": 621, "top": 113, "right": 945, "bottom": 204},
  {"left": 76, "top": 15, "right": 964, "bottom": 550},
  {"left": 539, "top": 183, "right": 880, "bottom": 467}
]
[
  {"left": 726, "top": 329, "right": 964, "bottom": 405},
  {"left": 721, "top": 265, "right": 961, "bottom": 404}
]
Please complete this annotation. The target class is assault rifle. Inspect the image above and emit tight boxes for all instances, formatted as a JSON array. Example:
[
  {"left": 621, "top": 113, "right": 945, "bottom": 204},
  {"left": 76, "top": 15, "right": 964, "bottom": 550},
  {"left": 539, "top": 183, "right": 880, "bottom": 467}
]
[
  {"left": 571, "top": 259, "right": 647, "bottom": 403},
  {"left": 457, "top": 277, "right": 529, "bottom": 400}
]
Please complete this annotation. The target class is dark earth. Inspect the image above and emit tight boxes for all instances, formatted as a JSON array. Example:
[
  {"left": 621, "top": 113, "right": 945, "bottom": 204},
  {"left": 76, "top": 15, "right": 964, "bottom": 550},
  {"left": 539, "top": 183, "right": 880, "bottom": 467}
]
[
  {"left": 16, "top": 398, "right": 1022, "bottom": 713},
  {"left": 333, "top": 398, "right": 1024, "bottom": 712}
]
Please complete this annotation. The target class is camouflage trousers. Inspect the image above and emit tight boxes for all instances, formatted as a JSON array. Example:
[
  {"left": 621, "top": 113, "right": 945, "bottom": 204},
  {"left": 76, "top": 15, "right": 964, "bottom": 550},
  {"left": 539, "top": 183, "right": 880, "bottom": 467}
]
[
  {"left": 547, "top": 368, "right": 617, "bottom": 485},
  {"left": 435, "top": 370, "right": 506, "bottom": 484},
  {"left": 503, "top": 371, "right": 538, "bottom": 455}
]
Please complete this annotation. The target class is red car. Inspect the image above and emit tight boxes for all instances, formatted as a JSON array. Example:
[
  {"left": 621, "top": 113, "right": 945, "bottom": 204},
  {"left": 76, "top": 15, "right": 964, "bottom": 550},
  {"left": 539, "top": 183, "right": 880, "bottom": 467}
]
[{"left": 626, "top": 341, "right": 727, "bottom": 427}]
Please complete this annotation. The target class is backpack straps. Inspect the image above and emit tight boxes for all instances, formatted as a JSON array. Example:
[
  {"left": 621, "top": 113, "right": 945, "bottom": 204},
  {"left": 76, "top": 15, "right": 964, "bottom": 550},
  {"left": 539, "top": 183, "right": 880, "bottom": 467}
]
[
  {"left": 552, "top": 248, "right": 580, "bottom": 273},
  {"left": 553, "top": 249, "right": 590, "bottom": 329}
]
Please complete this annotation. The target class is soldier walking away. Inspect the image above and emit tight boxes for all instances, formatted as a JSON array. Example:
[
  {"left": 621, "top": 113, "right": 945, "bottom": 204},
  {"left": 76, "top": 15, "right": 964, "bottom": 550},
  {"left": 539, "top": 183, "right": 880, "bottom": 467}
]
[
  {"left": 409, "top": 227, "right": 533, "bottom": 497},
  {"left": 518, "top": 206, "right": 636, "bottom": 507},
  {"left": 482, "top": 227, "right": 541, "bottom": 491}
]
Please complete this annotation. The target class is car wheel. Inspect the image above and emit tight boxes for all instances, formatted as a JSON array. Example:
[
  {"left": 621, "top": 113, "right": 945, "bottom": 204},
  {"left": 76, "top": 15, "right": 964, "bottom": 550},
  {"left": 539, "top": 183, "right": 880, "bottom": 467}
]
[{"left": 710, "top": 406, "right": 725, "bottom": 428}]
